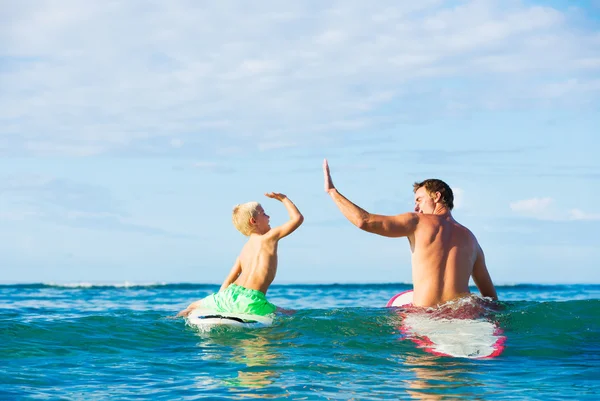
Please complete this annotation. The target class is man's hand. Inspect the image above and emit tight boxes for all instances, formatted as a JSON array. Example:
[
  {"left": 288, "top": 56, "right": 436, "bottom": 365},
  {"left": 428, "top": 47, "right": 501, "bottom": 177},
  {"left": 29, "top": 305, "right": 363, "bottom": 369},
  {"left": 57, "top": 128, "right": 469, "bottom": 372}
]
[
  {"left": 323, "top": 159, "right": 335, "bottom": 193},
  {"left": 265, "top": 192, "right": 287, "bottom": 201}
]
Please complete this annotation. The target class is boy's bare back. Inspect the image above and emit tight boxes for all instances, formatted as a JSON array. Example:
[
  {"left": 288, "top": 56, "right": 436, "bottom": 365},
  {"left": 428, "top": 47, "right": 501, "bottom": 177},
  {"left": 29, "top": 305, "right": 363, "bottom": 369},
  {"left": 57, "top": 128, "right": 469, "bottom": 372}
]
[{"left": 234, "top": 234, "right": 279, "bottom": 294}]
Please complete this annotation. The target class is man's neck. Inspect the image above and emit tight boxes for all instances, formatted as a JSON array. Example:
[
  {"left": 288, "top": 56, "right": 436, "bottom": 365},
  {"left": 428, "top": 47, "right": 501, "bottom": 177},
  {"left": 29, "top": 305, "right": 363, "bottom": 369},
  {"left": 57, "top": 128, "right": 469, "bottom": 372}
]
[{"left": 433, "top": 205, "right": 451, "bottom": 216}]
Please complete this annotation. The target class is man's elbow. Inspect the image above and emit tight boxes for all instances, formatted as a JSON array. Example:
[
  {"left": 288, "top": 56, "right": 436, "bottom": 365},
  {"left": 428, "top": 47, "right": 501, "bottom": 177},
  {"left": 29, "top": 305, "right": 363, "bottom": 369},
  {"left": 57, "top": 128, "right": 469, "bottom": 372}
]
[{"left": 356, "top": 218, "right": 370, "bottom": 231}]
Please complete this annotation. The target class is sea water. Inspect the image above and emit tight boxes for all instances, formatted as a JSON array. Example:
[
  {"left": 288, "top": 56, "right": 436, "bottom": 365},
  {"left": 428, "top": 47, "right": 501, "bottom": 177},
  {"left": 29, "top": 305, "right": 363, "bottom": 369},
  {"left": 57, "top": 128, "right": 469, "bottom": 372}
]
[{"left": 1, "top": 283, "right": 599, "bottom": 400}]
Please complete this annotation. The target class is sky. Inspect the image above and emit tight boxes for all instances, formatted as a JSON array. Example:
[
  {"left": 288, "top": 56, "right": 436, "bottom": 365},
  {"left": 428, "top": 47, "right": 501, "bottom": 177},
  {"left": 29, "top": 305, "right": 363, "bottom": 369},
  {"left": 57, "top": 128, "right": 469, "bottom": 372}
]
[{"left": 1, "top": 0, "right": 599, "bottom": 285}]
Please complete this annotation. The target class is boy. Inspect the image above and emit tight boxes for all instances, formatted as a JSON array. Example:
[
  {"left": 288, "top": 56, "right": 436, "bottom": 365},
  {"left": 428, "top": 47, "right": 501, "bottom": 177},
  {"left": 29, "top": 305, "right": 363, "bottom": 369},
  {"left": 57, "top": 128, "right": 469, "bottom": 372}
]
[{"left": 177, "top": 192, "right": 303, "bottom": 317}]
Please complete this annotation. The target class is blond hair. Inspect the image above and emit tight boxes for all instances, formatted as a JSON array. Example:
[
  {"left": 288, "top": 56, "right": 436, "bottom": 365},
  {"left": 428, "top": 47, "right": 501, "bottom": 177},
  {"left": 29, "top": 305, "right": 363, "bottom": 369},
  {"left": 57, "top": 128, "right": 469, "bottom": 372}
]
[{"left": 232, "top": 201, "right": 261, "bottom": 236}]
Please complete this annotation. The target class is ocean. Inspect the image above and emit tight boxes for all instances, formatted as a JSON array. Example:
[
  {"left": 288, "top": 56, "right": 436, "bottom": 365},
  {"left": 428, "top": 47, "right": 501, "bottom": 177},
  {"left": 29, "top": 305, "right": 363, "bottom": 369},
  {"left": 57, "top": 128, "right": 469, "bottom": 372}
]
[{"left": 1, "top": 283, "right": 599, "bottom": 400}]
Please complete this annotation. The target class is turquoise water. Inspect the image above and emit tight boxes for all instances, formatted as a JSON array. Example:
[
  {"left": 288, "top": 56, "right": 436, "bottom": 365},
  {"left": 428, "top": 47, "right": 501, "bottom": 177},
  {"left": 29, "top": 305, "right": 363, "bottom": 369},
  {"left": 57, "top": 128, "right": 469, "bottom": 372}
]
[{"left": 1, "top": 283, "right": 599, "bottom": 400}]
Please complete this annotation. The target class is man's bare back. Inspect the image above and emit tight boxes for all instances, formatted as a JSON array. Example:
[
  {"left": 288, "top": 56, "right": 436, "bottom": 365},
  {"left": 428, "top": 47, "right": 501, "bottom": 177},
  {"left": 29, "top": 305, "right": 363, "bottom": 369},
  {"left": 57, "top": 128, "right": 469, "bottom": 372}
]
[
  {"left": 409, "top": 214, "right": 484, "bottom": 306},
  {"left": 323, "top": 159, "right": 497, "bottom": 307}
]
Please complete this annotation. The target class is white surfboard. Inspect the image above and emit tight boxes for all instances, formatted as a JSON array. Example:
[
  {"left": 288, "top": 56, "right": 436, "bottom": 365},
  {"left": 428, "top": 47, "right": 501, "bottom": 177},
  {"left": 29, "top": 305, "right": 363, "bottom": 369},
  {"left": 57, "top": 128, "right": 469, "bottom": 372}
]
[
  {"left": 186, "top": 307, "right": 274, "bottom": 330},
  {"left": 387, "top": 290, "right": 505, "bottom": 359}
]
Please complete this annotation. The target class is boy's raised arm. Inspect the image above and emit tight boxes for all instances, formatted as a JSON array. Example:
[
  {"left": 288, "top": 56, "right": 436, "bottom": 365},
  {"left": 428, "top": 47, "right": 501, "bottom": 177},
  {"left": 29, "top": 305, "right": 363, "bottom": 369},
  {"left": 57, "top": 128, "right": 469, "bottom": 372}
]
[{"left": 264, "top": 193, "right": 304, "bottom": 241}]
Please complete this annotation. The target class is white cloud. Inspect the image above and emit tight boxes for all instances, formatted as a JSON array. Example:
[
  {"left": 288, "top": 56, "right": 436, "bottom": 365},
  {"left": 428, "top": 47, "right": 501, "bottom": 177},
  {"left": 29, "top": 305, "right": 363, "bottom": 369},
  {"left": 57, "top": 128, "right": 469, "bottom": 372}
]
[
  {"left": 0, "top": 173, "right": 188, "bottom": 237},
  {"left": 510, "top": 197, "right": 554, "bottom": 215},
  {"left": 170, "top": 138, "right": 184, "bottom": 148},
  {"left": 24, "top": 140, "right": 107, "bottom": 157},
  {"left": 190, "top": 161, "right": 236, "bottom": 174},
  {"left": 452, "top": 187, "right": 464, "bottom": 209},
  {"left": 537, "top": 78, "right": 600, "bottom": 99},
  {"left": 66, "top": 211, "right": 122, "bottom": 220},
  {"left": 510, "top": 198, "right": 600, "bottom": 221},
  {"left": 0, "top": 210, "right": 40, "bottom": 221},
  {"left": 568, "top": 209, "right": 600, "bottom": 221},
  {"left": 239, "top": 59, "right": 281, "bottom": 75},
  {"left": 574, "top": 57, "right": 600, "bottom": 69},
  {"left": 315, "top": 30, "right": 346, "bottom": 46},
  {"left": 191, "top": 161, "right": 218, "bottom": 169},
  {"left": 1, "top": 1, "right": 599, "bottom": 156},
  {"left": 258, "top": 141, "right": 297, "bottom": 152}
]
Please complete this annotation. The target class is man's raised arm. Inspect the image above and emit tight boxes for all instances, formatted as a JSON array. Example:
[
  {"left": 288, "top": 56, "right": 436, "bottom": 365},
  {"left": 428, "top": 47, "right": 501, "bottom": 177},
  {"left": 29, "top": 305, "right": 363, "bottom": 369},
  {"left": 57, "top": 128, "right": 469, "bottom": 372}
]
[{"left": 323, "top": 159, "right": 418, "bottom": 238}]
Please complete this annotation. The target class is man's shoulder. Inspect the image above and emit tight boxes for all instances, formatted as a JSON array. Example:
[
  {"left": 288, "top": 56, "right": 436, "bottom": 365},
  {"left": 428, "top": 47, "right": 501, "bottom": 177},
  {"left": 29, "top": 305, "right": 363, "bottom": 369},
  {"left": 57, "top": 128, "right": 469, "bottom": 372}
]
[
  {"left": 393, "top": 212, "right": 420, "bottom": 221},
  {"left": 419, "top": 214, "right": 472, "bottom": 231},
  {"left": 451, "top": 218, "right": 475, "bottom": 236},
  {"left": 391, "top": 212, "right": 421, "bottom": 229},
  {"left": 451, "top": 221, "right": 479, "bottom": 244}
]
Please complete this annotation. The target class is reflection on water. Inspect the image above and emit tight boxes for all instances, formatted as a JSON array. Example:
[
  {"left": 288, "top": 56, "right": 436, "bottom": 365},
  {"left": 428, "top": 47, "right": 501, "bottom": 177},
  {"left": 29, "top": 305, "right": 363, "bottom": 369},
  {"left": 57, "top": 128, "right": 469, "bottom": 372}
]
[
  {"left": 389, "top": 302, "right": 502, "bottom": 400},
  {"left": 188, "top": 309, "right": 503, "bottom": 399},
  {"left": 194, "top": 328, "right": 286, "bottom": 397},
  {"left": 224, "top": 335, "right": 279, "bottom": 391},
  {"left": 403, "top": 354, "right": 485, "bottom": 401}
]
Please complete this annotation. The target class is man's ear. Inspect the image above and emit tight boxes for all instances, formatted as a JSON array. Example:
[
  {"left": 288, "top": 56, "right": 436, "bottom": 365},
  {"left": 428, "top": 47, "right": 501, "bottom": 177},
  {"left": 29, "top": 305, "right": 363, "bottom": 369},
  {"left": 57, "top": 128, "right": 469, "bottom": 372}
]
[{"left": 433, "top": 191, "right": 442, "bottom": 203}]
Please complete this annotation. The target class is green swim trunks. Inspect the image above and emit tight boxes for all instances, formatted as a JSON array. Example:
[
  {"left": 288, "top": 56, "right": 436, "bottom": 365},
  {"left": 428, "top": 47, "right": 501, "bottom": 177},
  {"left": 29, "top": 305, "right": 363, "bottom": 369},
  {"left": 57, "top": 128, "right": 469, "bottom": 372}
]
[{"left": 201, "top": 284, "right": 277, "bottom": 316}]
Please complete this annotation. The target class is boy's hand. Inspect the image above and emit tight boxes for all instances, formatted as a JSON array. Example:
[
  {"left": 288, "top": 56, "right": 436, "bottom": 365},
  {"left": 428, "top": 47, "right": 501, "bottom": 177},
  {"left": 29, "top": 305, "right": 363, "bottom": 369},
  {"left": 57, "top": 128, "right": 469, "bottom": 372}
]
[
  {"left": 265, "top": 192, "right": 287, "bottom": 201},
  {"left": 323, "top": 159, "right": 335, "bottom": 193},
  {"left": 175, "top": 307, "right": 192, "bottom": 318}
]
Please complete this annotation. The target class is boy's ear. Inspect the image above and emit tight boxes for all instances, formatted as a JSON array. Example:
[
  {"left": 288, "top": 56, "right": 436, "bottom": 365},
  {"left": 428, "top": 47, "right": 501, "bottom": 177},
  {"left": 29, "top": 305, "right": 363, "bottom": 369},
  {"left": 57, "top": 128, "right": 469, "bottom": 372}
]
[{"left": 249, "top": 217, "right": 257, "bottom": 225}]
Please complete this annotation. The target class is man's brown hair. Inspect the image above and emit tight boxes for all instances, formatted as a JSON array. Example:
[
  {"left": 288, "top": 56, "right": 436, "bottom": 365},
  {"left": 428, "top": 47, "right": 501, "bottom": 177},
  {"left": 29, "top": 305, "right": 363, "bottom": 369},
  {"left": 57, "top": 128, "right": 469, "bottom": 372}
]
[{"left": 413, "top": 179, "right": 454, "bottom": 210}]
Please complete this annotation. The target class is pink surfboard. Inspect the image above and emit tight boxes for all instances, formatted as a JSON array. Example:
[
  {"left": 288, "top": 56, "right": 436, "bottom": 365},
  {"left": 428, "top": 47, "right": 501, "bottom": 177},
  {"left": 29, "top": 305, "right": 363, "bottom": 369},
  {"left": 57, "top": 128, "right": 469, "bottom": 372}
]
[{"left": 387, "top": 290, "right": 505, "bottom": 359}]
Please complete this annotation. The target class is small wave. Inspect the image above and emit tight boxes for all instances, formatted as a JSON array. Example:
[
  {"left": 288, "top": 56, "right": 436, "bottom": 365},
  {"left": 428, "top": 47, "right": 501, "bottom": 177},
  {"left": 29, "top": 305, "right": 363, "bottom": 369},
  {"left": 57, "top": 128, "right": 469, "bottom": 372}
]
[
  {"left": 0, "top": 282, "right": 174, "bottom": 289},
  {"left": 44, "top": 281, "right": 170, "bottom": 289},
  {"left": 403, "top": 294, "right": 501, "bottom": 320}
]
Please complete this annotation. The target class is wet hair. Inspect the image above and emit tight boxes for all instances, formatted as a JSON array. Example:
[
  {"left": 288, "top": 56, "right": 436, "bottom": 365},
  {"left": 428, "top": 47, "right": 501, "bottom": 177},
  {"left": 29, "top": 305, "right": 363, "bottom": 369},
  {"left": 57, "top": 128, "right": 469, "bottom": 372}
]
[
  {"left": 232, "top": 201, "right": 260, "bottom": 236},
  {"left": 413, "top": 179, "right": 454, "bottom": 210}
]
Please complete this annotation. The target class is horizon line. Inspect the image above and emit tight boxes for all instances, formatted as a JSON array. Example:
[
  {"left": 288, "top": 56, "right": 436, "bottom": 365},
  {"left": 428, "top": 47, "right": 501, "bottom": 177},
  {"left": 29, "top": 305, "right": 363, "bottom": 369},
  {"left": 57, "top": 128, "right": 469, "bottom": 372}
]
[{"left": 1, "top": 281, "right": 598, "bottom": 287}]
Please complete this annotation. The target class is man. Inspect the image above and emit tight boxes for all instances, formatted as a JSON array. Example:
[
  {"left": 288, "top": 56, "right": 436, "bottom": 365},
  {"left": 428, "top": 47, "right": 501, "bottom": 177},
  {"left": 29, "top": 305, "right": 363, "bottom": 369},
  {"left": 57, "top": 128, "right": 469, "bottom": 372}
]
[{"left": 323, "top": 159, "right": 497, "bottom": 307}]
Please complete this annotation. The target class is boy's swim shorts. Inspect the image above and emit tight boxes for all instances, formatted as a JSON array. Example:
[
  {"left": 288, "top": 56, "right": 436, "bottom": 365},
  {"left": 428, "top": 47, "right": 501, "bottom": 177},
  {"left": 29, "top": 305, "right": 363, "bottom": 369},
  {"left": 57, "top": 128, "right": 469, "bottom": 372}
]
[{"left": 200, "top": 283, "right": 277, "bottom": 316}]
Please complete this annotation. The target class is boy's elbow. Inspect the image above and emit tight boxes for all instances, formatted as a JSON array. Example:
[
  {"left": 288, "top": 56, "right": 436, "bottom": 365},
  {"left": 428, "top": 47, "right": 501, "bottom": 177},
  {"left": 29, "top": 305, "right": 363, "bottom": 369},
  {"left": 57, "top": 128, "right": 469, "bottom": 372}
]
[{"left": 296, "top": 214, "right": 304, "bottom": 225}]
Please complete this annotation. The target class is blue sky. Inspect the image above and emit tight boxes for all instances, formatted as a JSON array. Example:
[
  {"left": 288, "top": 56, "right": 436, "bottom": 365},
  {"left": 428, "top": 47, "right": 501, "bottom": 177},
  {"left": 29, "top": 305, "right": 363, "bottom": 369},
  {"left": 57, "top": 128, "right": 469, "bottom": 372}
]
[{"left": 1, "top": 0, "right": 599, "bottom": 284}]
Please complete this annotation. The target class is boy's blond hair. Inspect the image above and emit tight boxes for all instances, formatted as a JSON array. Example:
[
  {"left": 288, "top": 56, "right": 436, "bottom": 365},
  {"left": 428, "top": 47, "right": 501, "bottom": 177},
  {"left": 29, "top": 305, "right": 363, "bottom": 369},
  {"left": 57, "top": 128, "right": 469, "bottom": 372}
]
[{"left": 232, "top": 201, "right": 261, "bottom": 236}]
